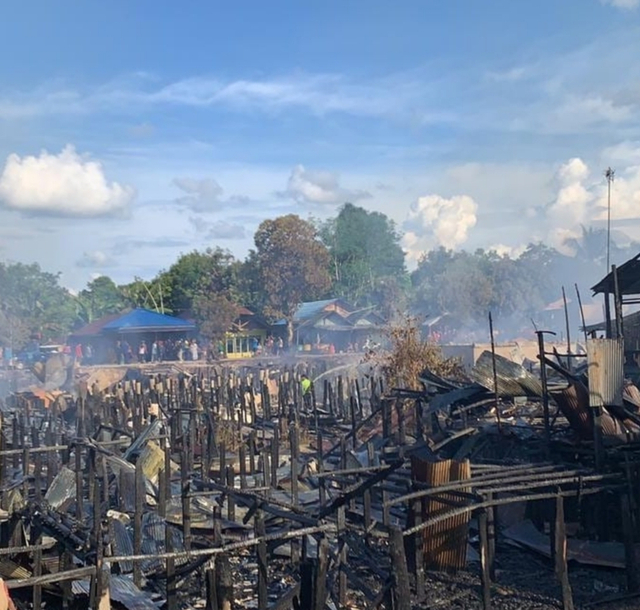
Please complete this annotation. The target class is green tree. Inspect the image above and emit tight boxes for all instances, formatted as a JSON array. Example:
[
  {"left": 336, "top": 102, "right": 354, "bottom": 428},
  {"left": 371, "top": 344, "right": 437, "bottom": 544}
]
[
  {"left": 254, "top": 214, "right": 331, "bottom": 345},
  {"left": 320, "top": 203, "right": 407, "bottom": 306},
  {"left": 77, "top": 276, "right": 126, "bottom": 323},
  {"left": 0, "top": 262, "right": 77, "bottom": 347},
  {"left": 153, "top": 248, "right": 237, "bottom": 315}
]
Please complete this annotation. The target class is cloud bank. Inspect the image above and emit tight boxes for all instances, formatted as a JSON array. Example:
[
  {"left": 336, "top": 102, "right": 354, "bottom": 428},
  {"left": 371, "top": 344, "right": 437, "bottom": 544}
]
[{"left": 0, "top": 145, "right": 134, "bottom": 217}]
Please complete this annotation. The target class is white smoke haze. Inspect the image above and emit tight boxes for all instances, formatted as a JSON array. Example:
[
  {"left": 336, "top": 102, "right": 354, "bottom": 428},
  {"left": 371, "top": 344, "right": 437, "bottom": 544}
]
[
  {"left": 0, "top": 145, "right": 135, "bottom": 217},
  {"left": 281, "top": 164, "right": 371, "bottom": 205},
  {"left": 402, "top": 194, "right": 478, "bottom": 261}
]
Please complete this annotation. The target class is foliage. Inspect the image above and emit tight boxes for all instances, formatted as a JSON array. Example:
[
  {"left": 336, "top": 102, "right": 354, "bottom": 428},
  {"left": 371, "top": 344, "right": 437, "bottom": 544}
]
[
  {"left": 255, "top": 214, "right": 331, "bottom": 344},
  {"left": 193, "top": 292, "right": 239, "bottom": 344},
  {"left": 156, "top": 248, "right": 237, "bottom": 315},
  {"left": 368, "top": 316, "right": 462, "bottom": 391},
  {"left": 231, "top": 251, "right": 265, "bottom": 315},
  {"left": 0, "top": 262, "right": 77, "bottom": 347},
  {"left": 77, "top": 276, "right": 126, "bottom": 323},
  {"left": 319, "top": 203, "right": 407, "bottom": 306}
]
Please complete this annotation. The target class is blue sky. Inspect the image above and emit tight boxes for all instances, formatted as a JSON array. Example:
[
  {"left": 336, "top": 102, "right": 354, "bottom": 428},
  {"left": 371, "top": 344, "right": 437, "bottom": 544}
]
[{"left": 0, "top": 0, "right": 639, "bottom": 290}]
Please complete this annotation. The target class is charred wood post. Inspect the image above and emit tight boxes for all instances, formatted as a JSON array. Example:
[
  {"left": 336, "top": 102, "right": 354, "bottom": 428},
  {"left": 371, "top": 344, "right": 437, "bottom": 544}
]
[
  {"left": 255, "top": 511, "right": 268, "bottom": 610},
  {"left": 621, "top": 493, "right": 640, "bottom": 593},
  {"left": 535, "top": 330, "right": 554, "bottom": 448},
  {"left": 182, "top": 450, "right": 192, "bottom": 551},
  {"left": 478, "top": 507, "right": 492, "bottom": 610},
  {"left": 206, "top": 562, "right": 218, "bottom": 610},
  {"left": 133, "top": 457, "right": 144, "bottom": 588},
  {"left": 216, "top": 555, "right": 234, "bottom": 610},
  {"left": 389, "top": 526, "right": 411, "bottom": 610},
  {"left": 488, "top": 312, "right": 502, "bottom": 433},
  {"left": 411, "top": 499, "right": 425, "bottom": 599},
  {"left": 554, "top": 494, "right": 574, "bottom": 610}
]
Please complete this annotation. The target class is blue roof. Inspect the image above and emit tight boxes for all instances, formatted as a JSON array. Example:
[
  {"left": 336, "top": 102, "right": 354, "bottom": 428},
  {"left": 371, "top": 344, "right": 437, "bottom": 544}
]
[
  {"left": 102, "top": 308, "right": 195, "bottom": 333},
  {"left": 273, "top": 299, "right": 350, "bottom": 326},
  {"left": 293, "top": 299, "right": 342, "bottom": 321}
]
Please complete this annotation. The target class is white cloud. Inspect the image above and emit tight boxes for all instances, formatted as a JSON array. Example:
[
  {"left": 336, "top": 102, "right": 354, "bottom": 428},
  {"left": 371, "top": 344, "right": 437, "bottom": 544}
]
[
  {"left": 174, "top": 177, "right": 224, "bottom": 212},
  {"left": 206, "top": 221, "right": 246, "bottom": 240},
  {"left": 280, "top": 164, "right": 370, "bottom": 205},
  {"left": 0, "top": 145, "right": 134, "bottom": 217},
  {"left": 542, "top": 153, "right": 640, "bottom": 252},
  {"left": 76, "top": 250, "right": 117, "bottom": 268},
  {"left": 402, "top": 194, "right": 478, "bottom": 261},
  {"left": 601, "top": 0, "right": 639, "bottom": 9},
  {"left": 0, "top": 72, "right": 454, "bottom": 126}
]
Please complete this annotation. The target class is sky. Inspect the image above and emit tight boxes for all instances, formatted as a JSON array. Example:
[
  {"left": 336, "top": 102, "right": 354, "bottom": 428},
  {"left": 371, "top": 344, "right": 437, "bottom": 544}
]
[{"left": 1, "top": 0, "right": 640, "bottom": 291}]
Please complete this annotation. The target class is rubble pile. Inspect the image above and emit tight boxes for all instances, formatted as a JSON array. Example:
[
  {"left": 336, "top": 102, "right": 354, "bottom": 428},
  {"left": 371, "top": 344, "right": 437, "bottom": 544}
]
[{"left": 0, "top": 343, "right": 639, "bottom": 610}]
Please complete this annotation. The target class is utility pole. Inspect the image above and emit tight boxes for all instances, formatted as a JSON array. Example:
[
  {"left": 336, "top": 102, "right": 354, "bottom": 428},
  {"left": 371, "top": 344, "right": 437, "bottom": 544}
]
[{"left": 605, "top": 167, "right": 615, "bottom": 272}]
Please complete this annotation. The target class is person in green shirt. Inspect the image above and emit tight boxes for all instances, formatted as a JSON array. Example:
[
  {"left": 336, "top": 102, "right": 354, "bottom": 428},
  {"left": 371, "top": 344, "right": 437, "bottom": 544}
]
[{"left": 301, "top": 373, "right": 313, "bottom": 409}]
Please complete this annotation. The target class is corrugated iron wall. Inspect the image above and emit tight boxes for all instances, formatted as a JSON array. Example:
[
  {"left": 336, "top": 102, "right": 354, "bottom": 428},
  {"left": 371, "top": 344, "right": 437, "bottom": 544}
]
[
  {"left": 411, "top": 456, "right": 471, "bottom": 573},
  {"left": 587, "top": 338, "right": 624, "bottom": 407}
]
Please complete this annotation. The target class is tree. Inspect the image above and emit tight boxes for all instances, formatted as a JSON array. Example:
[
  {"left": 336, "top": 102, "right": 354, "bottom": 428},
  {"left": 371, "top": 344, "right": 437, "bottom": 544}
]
[
  {"left": 154, "top": 248, "right": 237, "bottom": 315},
  {"left": 193, "top": 292, "right": 239, "bottom": 346},
  {"left": 320, "top": 203, "right": 407, "bottom": 306},
  {"left": 254, "top": 215, "right": 331, "bottom": 345},
  {"left": 77, "top": 276, "right": 126, "bottom": 323},
  {"left": 0, "top": 262, "right": 77, "bottom": 347}
]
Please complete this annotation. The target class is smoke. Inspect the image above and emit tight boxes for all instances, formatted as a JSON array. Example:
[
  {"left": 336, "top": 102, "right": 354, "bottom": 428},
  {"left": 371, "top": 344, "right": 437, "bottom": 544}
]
[
  {"left": 0, "top": 145, "right": 134, "bottom": 217},
  {"left": 402, "top": 194, "right": 478, "bottom": 261}
]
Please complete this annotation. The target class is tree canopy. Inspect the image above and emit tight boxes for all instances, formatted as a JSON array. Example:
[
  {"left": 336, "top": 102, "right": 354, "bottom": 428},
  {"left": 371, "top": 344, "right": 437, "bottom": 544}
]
[
  {"left": 1, "top": 204, "right": 638, "bottom": 352},
  {"left": 254, "top": 214, "right": 331, "bottom": 344},
  {"left": 320, "top": 203, "right": 407, "bottom": 309}
]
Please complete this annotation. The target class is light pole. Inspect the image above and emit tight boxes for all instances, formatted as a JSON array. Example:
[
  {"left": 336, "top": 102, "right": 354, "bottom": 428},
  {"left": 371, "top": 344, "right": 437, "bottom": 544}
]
[{"left": 605, "top": 167, "right": 615, "bottom": 272}]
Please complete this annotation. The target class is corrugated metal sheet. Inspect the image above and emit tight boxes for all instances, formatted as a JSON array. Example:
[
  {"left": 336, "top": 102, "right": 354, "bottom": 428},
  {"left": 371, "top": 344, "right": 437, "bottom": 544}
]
[
  {"left": 123, "top": 420, "right": 163, "bottom": 462},
  {"left": 0, "top": 559, "right": 30, "bottom": 580},
  {"left": 110, "top": 518, "right": 134, "bottom": 574},
  {"left": 138, "top": 441, "right": 164, "bottom": 484},
  {"left": 72, "top": 575, "right": 161, "bottom": 609},
  {"left": 44, "top": 466, "right": 76, "bottom": 509},
  {"left": 471, "top": 351, "right": 542, "bottom": 397},
  {"left": 587, "top": 339, "right": 624, "bottom": 407},
  {"left": 411, "top": 457, "right": 471, "bottom": 573}
]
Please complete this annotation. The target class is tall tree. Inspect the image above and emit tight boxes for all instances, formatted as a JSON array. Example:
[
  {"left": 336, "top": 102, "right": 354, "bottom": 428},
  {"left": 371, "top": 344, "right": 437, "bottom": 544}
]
[
  {"left": 254, "top": 214, "right": 331, "bottom": 345},
  {"left": 320, "top": 203, "right": 407, "bottom": 306},
  {"left": 157, "top": 248, "right": 237, "bottom": 314},
  {"left": 77, "top": 276, "right": 126, "bottom": 322}
]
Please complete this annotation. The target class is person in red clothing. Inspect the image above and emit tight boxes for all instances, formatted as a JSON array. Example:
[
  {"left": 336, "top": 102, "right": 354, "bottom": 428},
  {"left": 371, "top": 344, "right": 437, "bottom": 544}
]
[{"left": 74, "top": 343, "right": 83, "bottom": 364}]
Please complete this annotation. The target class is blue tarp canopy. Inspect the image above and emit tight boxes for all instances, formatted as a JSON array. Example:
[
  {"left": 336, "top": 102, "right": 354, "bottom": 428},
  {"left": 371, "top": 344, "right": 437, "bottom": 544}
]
[{"left": 102, "top": 308, "right": 195, "bottom": 334}]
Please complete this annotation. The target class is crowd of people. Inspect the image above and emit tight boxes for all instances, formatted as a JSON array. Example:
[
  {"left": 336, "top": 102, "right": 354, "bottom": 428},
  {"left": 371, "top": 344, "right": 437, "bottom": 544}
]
[{"left": 112, "top": 338, "right": 200, "bottom": 364}]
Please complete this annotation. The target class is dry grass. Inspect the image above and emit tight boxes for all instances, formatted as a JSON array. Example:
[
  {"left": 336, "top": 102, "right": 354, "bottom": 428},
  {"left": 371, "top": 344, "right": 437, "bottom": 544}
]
[{"left": 367, "top": 316, "right": 463, "bottom": 391}]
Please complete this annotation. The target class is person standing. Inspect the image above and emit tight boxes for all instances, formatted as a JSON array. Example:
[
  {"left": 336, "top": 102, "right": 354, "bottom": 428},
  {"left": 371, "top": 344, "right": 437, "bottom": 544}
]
[{"left": 300, "top": 373, "right": 313, "bottom": 410}]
